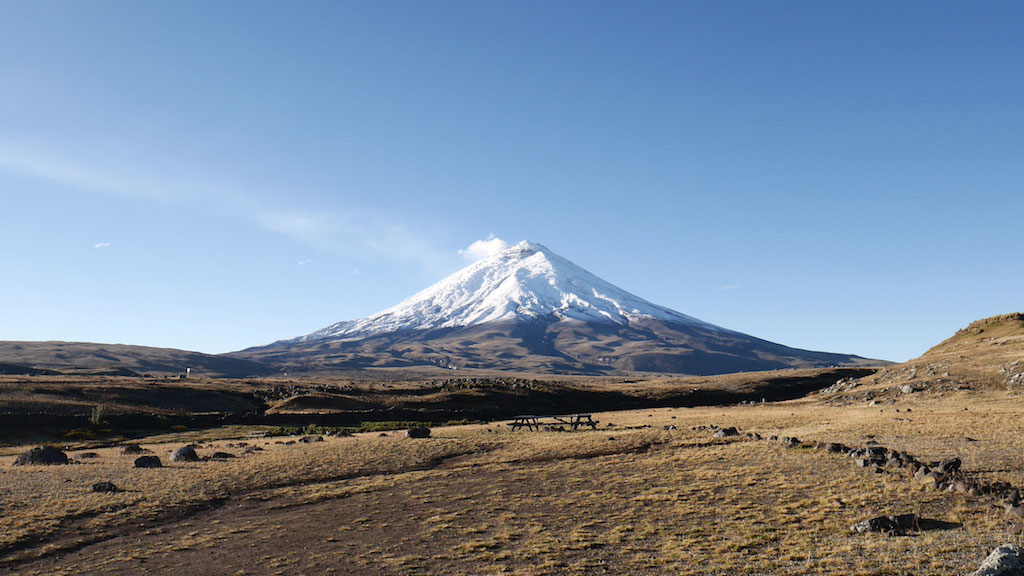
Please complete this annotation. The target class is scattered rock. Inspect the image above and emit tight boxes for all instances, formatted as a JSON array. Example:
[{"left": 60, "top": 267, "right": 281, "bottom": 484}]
[
  {"left": 850, "top": 514, "right": 916, "bottom": 534},
  {"left": 299, "top": 435, "right": 324, "bottom": 443},
  {"left": 406, "top": 426, "right": 431, "bottom": 439},
  {"left": 133, "top": 456, "right": 162, "bottom": 468},
  {"left": 1006, "top": 505, "right": 1024, "bottom": 521},
  {"left": 76, "top": 452, "right": 100, "bottom": 459},
  {"left": 1005, "top": 490, "right": 1021, "bottom": 507},
  {"left": 209, "top": 452, "right": 236, "bottom": 459},
  {"left": 850, "top": 514, "right": 958, "bottom": 535},
  {"left": 967, "top": 544, "right": 1024, "bottom": 576},
  {"left": 91, "top": 481, "right": 119, "bottom": 493},
  {"left": 950, "top": 480, "right": 973, "bottom": 494},
  {"left": 378, "top": 433, "right": 388, "bottom": 438},
  {"left": 937, "top": 457, "right": 962, "bottom": 474},
  {"left": 822, "top": 442, "right": 849, "bottom": 454},
  {"left": 713, "top": 427, "right": 739, "bottom": 438},
  {"left": 14, "top": 446, "right": 69, "bottom": 466},
  {"left": 122, "top": 445, "right": 149, "bottom": 455},
  {"left": 170, "top": 446, "right": 199, "bottom": 462}
]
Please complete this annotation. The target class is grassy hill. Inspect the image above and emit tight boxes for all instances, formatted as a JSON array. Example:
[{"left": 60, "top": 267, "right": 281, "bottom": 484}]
[
  {"left": 0, "top": 341, "right": 269, "bottom": 378},
  {"left": 820, "top": 312, "right": 1024, "bottom": 402}
]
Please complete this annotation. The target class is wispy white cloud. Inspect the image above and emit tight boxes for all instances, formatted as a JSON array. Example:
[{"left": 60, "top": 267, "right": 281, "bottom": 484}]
[
  {"left": 718, "top": 284, "right": 741, "bottom": 291},
  {"left": 0, "top": 142, "right": 453, "bottom": 270},
  {"left": 297, "top": 259, "right": 313, "bottom": 265},
  {"left": 351, "top": 268, "right": 360, "bottom": 275},
  {"left": 458, "top": 235, "right": 509, "bottom": 261},
  {"left": 252, "top": 209, "right": 450, "bottom": 269},
  {"left": 93, "top": 242, "right": 111, "bottom": 249},
  {"left": 0, "top": 142, "right": 192, "bottom": 204}
]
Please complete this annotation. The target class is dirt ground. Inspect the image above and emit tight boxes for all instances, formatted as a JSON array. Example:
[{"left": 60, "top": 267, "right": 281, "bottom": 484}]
[{"left": 3, "top": 391, "right": 1024, "bottom": 575}]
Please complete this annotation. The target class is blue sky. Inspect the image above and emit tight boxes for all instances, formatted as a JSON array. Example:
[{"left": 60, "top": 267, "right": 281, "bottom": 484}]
[{"left": 2, "top": 1, "right": 1022, "bottom": 361}]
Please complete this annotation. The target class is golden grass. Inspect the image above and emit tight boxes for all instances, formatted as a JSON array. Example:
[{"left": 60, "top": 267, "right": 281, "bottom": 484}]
[
  {"left": 3, "top": 390, "right": 1024, "bottom": 575},
  {"left": 828, "top": 313, "right": 1024, "bottom": 404}
]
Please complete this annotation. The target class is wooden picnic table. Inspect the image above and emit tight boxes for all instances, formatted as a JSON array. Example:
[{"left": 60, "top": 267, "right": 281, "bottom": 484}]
[
  {"left": 508, "top": 413, "right": 598, "bottom": 431},
  {"left": 509, "top": 415, "right": 542, "bottom": 431},
  {"left": 552, "top": 413, "right": 598, "bottom": 430}
]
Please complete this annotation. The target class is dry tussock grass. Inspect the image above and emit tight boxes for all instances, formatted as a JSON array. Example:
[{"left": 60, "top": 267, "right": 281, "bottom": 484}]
[{"left": 3, "top": 390, "right": 1024, "bottom": 575}]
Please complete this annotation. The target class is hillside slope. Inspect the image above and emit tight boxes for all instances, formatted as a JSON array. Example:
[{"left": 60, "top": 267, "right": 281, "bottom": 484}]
[
  {"left": 820, "top": 313, "right": 1024, "bottom": 401},
  {"left": 0, "top": 341, "right": 269, "bottom": 378}
]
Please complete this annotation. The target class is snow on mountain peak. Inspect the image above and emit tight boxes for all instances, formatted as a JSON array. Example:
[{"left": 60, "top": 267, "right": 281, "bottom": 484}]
[{"left": 293, "top": 241, "right": 718, "bottom": 343}]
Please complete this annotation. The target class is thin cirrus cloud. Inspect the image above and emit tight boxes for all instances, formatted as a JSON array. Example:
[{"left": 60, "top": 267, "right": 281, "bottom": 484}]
[
  {"left": 93, "top": 242, "right": 111, "bottom": 249},
  {"left": 252, "top": 209, "right": 451, "bottom": 271},
  {"left": 0, "top": 142, "right": 450, "bottom": 270},
  {"left": 718, "top": 284, "right": 741, "bottom": 291}
]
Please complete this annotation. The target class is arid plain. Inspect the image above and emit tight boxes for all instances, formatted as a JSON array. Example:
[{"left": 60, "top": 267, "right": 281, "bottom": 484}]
[{"left": 2, "top": 314, "right": 1024, "bottom": 575}]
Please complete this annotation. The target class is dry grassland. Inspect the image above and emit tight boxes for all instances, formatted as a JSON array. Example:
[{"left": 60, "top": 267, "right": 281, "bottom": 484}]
[{"left": 2, "top": 387, "right": 1023, "bottom": 575}]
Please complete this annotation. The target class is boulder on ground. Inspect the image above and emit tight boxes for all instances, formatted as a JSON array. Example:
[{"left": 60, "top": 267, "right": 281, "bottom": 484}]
[
  {"left": 122, "top": 445, "right": 148, "bottom": 455},
  {"left": 299, "top": 435, "right": 324, "bottom": 443},
  {"left": 76, "top": 452, "right": 100, "bottom": 460},
  {"left": 406, "top": 426, "right": 431, "bottom": 439},
  {"left": 170, "top": 445, "right": 199, "bottom": 462},
  {"left": 209, "top": 452, "right": 236, "bottom": 459},
  {"left": 133, "top": 455, "right": 162, "bottom": 468},
  {"left": 782, "top": 437, "right": 802, "bottom": 448},
  {"left": 14, "top": 446, "right": 69, "bottom": 466},
  {"left": 850, "top": 514, "right": 919, "bottom": 534},
  {"left": 92, "top": 481, "right": 119, "bottom": 493},
  {"left": 967, "top": 544, "right": 1024, "bottom": 576},
  {"left": 938, "top": 457, "right": 962, "bottom": 474},
  {"left": 713, "top": 427, "right": 738, "bottom": 438}
]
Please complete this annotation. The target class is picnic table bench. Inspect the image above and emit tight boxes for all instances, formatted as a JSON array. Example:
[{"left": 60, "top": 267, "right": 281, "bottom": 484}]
[
  {"left": 552, "top": 413, "right": 598, "bottom": 430},
  {"left": 509, "top": 415, "right": 543, "bottom": 431},
  {"left": 508, "top": 413, "right": 598, "bottom": 431}
]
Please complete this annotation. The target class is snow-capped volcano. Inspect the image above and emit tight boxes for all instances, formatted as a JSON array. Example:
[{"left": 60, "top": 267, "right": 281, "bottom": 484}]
[
  {"left": 237, "top": 241, "right": 875, "bottom": 375},
  {"left": 295, "top": 241, "right": 717, "bottom": 343}
]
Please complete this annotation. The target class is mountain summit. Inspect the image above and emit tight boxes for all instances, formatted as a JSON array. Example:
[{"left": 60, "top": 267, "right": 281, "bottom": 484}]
[
  {"left": 296, "top": 241, "right": 714, "bottom": 343},
  {"left": 236, "top": 241, "right": 877, "bottom": 375}
]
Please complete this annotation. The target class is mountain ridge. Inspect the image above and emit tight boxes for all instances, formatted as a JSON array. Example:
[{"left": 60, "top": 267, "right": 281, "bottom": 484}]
[
  {"left": 236, "top": 241, "right": 880, "bottom": 375},
  {"left": 284, "top": 241, "right": 716, "bottom": 345}
]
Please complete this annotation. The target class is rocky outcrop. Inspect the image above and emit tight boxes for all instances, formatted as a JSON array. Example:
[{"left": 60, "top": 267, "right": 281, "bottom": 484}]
[
  {"left": 170, "top": 445, "right": 199, "bottom": 462},
  {"left": 406, "top": 426, "right": 431, "bottom": 439},
  {"left": 14, "top": 446, "right": 69, "bottom": 466},
  {"left": 133, "top": 455, "right": 162, "bottom": 468},
  {"left": 967, "top": 544, "right": 1024, "bottom": 576},
  {"left": 91, "top": 481, "right": 119, "bottom": 493}
]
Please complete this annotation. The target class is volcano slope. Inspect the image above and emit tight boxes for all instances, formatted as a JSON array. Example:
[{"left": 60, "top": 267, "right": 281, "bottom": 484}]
[{"left": 235, "top": 241, "right": 878, "bottom": 375}]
